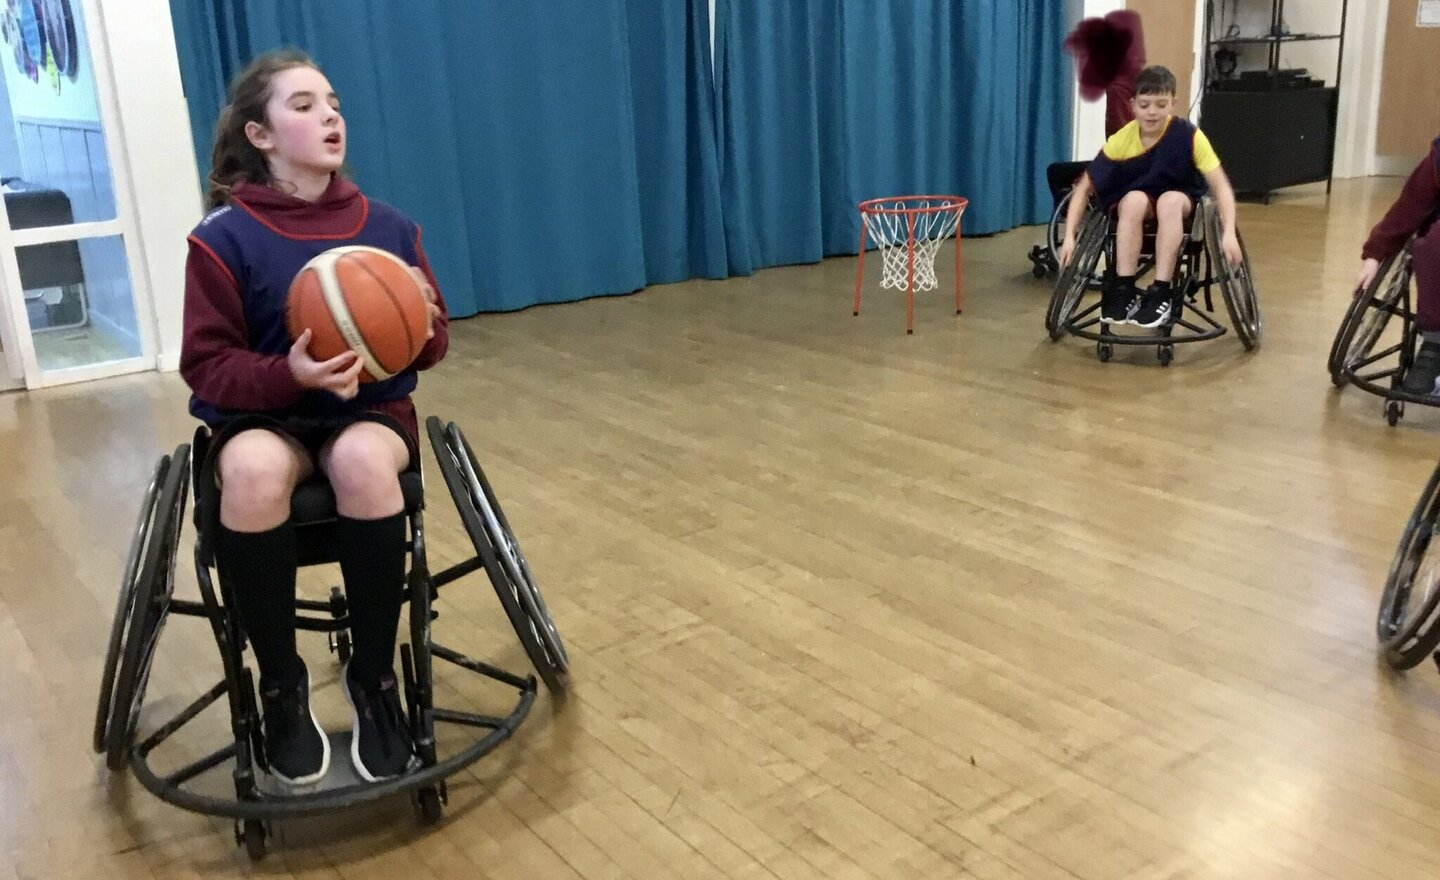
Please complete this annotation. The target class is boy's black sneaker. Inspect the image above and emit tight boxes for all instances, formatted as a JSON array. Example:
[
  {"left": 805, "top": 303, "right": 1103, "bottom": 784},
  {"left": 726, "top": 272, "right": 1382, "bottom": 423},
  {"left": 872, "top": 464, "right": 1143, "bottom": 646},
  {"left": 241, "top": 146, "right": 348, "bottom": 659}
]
[
  {"left": 1101, "top": 286, "right": 1137, "bottom": 324},
  {"left": 1402, "top": 341, "right": 1440, "bottom": 396},
  {"left": 342, "top": 662, "right": 419, "bottom": 782},
  {"left": 1131, "top": 288, "right": 1174, "bottom": 329},
  {"left": 259, "top": 661, "right": 330, "bottom": 787}
]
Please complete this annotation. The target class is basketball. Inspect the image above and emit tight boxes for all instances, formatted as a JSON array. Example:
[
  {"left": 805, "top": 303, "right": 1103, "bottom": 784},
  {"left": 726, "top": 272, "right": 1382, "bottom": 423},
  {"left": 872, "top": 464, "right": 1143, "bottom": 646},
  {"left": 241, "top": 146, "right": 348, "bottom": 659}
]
[{"left": 285, "top": 246, "right": 431, "bottom": 383}]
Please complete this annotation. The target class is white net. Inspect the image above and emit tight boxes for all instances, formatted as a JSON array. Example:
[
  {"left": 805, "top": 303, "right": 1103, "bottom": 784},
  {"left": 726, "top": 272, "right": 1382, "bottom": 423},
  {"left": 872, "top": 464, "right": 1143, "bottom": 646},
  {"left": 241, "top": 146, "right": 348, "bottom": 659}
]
[{"left": 860, "top": 199, "right": 965, "bottom": 293}]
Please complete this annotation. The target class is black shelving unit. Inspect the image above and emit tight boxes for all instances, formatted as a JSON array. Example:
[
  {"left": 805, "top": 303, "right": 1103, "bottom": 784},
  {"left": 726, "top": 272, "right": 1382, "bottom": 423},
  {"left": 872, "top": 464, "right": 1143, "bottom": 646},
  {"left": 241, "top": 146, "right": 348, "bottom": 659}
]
[{"left": 1199, "top": 0, "right": 1349, "bottom": 203}]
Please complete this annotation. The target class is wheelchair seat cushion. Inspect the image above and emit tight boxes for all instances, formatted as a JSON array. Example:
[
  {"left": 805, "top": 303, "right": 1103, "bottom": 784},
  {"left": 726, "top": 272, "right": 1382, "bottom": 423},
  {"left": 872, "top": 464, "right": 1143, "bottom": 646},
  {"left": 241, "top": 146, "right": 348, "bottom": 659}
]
[{"left": 290, "top": 473, "right": 424, "bottom": 525}]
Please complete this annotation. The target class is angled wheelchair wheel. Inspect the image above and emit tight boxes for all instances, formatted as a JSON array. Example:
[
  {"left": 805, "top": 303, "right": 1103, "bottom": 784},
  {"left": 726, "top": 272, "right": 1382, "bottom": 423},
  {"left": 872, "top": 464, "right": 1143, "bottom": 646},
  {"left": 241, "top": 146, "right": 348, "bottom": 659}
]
[
  {"left": 94, "top": 454, "right": 167, "bottom": 756},
  {"left": 427, "top": 418, "right": 569, "bottom": 693},
  {"left": 1328, "top": 287, "right": 1371, "bottom": 388},
  {"left": 96, "top": 444, "right": 190, "bottom": 770},
  {"left": 1378, "top": 461, "right": 1440, "bottom": 670},
  {"left": 1046, "top": 208, "right": 1106, "bottom": 340},
  {"left": 1331, "top": 251, "right": 1410, "bottom": 387},
  {"left": 1206, "top": 208, "right": 1262, "bottom": 351}
]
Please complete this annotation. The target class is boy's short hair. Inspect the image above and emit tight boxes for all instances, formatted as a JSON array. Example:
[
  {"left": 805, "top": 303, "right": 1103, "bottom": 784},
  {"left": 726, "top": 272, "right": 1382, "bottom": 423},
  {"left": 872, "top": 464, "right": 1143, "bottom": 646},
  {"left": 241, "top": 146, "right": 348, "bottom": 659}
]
[{"left": 1135, "top": 65, "right": 1178, "bottom": 97}]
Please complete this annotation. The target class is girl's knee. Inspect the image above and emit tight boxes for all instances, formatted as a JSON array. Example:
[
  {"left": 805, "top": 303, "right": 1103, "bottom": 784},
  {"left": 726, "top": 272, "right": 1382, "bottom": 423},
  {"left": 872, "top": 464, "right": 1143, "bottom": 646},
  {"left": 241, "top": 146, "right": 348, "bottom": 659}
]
[
  {"left": 324, "top": 425, "right": 405, "bottom": 504},
  {"left": 218, "top": 431, "right": 305, "bottom": 511}
]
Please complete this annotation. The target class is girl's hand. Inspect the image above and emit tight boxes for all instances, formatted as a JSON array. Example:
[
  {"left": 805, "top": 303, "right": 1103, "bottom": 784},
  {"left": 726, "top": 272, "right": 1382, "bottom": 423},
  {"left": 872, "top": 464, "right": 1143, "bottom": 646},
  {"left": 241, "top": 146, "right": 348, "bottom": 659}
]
[
  {"left": 408, "top": 267, "right": 442, "bottom": 340},
  {"left": 1355, "top": 257, "right": 1381, "bottom": 294},
  {"left": 288, "top": 328, "right": 363, "bottom": 400},
  {"left": 1059, "top": 235, "right": 1076, "bottom": 269}
]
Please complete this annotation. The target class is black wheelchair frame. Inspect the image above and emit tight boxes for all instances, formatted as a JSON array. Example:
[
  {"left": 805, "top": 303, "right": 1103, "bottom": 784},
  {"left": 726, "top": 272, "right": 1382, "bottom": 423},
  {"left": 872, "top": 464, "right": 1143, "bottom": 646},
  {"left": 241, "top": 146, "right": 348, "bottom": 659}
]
[
  {"left": 1044, "top": 196, "right": 1261, "bottom": 365},
  {"left": 92, "top": 415, "right": 568, "bottom": 860},
  {"left": 1327, "top": 241, "right": 1431, "bottom": 426}
]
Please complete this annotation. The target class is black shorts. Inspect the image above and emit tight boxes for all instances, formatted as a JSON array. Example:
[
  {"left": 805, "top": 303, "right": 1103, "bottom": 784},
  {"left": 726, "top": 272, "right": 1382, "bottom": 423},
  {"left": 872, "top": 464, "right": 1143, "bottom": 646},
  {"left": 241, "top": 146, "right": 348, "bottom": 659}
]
[{"left": 201, "top": 411, "right": 420, "bottom": 490}]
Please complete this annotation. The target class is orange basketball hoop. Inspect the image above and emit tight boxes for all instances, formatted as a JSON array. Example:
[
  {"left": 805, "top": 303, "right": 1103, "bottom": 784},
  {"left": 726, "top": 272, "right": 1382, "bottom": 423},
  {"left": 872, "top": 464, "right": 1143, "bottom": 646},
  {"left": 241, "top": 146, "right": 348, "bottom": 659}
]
[{"left": 853, "top": 195, "right": 968, "bottom": 334}]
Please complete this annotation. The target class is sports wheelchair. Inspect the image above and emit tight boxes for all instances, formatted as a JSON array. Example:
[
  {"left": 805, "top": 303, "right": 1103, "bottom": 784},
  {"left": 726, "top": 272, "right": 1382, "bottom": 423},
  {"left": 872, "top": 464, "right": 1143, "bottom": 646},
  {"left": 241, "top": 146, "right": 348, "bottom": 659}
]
[
  {"left": 1377, "top": 457, "right": 1440, "bottom": 673},
  {"left": 1327, "top": 240, "right": 1430, "bottom": 426},
  {"left": 1043, "top": 195, "right": 1262, "bottom": 365},
  {"left": 92, "top": 415, "right": 569, "bottom": 860}
]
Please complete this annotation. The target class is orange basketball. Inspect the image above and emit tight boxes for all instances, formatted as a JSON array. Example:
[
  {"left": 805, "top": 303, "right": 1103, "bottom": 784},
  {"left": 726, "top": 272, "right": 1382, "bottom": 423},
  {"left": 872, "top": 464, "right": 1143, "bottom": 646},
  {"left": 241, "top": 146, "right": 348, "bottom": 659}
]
[{"left": 285, "top": 246, "right": 431, "bottom": 383}]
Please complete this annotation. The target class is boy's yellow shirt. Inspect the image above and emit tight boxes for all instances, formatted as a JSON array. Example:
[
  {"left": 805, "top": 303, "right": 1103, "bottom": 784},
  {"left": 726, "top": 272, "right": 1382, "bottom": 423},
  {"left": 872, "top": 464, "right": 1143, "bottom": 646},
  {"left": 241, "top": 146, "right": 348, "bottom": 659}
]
[{"left": 1101, "top": 117, "right": 1221, "bottom": 174}]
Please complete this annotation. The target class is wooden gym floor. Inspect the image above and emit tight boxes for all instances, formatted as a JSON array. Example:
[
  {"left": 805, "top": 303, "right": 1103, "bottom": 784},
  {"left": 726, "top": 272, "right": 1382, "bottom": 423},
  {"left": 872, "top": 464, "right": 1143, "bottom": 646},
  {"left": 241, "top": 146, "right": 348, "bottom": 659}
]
[{"left": 3, "top": 176, "right": 1439, "bottom": 879}]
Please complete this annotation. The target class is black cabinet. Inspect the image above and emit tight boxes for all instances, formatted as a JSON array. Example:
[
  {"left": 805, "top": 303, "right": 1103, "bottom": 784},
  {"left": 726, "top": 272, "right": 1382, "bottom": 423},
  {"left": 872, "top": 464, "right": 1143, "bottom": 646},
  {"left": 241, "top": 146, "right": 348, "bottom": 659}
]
[
  {"left": 1200, "top": 86, "right": 1337, "bottom": 197},
  {"left": 1200, "top": 0, "right": 1349, "bottom": 202}
]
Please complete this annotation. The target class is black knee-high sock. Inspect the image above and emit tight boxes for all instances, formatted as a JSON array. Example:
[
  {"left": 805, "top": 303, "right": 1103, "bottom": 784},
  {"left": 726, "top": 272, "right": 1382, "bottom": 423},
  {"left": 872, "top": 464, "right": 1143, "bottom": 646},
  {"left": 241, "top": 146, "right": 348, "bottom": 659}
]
[
  {"left": 336, "top": 513, "right": 407, "bottom": 690},
  {"left": 217, "top": 521, "right": 301, "bottom": 692}
]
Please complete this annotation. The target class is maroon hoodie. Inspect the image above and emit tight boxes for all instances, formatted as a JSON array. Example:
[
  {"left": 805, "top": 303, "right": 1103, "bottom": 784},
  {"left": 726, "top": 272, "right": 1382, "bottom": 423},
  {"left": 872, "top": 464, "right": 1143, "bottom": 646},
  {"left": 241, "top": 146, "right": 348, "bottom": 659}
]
[
  {"left": 179, "top": 177, "right": 449, "bottom": 442},
  {"left": 1363, "top": 139, "right": 1440, "bottom": 263}
]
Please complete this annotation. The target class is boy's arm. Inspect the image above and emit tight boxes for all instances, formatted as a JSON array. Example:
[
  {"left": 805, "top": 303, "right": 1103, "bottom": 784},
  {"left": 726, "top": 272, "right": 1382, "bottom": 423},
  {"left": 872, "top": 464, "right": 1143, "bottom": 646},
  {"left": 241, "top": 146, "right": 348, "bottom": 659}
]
[
  {"left": 1059, "top": 173, "right": 1093, "bottom": 266},
  {"left": 1202, "top": 166, "right": 1243, "bottom": 266}
]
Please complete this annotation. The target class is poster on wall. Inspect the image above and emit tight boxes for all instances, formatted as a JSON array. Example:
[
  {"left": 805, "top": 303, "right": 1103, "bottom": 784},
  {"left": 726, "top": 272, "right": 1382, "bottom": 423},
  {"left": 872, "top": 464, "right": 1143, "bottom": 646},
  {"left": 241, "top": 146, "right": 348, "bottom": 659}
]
[
  {"left": 0, "top": 0, "right": 79, "bottom": 87},
  {"left": 1421, "top": 0, "right": 1440, "bottom": 28}
]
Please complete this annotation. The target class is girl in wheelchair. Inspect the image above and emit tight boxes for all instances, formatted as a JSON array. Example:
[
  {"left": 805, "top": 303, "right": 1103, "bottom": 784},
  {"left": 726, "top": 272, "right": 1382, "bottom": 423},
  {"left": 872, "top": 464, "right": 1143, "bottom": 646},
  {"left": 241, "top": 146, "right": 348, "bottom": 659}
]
[
  {"left": 1059, "top": 65, "right": 1243, "bottom": 329},
  {"left": 179, "top": 50, "right": 448, "bottom": 786},
  {"left": 1355, "top": 136, "right": 1440, "bottom": 396}
]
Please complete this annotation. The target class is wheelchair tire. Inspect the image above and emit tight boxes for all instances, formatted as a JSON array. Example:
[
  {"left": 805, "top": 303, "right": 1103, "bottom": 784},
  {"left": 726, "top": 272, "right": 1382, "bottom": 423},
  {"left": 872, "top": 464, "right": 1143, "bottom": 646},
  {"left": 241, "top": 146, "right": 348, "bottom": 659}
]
[
  {"left": 427, "top": 418, "right": 569, "bottom": 694},
  {"left": 101, "top": 445, "right": 190, "bottom": 771},
  {"left": 1207, "top": 207, "right": 1262, "bottom": 351},
  {"left": 1046, "top": 209, "right": 1106, "bottom": 340},
  {"left": 93, "top": 454, "right": 167, "bottom": 756},
  {"left": 1378, "top": 461, "right": 1440, "bottom": 669},
  {"left": 1330, "top": 251, "right": 1408, "bottom": 387}
]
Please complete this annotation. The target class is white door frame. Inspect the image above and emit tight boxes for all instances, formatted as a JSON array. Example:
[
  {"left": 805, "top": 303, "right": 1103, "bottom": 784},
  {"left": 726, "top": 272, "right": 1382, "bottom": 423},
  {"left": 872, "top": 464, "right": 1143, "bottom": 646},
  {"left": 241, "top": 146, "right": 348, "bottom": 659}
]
[{"left": 0, "top": 0, "right": 158, "bottom": 390}]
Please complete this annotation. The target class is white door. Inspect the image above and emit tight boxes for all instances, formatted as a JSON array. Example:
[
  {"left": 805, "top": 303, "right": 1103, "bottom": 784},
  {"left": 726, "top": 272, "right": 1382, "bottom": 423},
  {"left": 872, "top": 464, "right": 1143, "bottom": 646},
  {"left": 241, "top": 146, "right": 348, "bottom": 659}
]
[{"left": 0, "top": 0, "right": 155, "bottom": 389}]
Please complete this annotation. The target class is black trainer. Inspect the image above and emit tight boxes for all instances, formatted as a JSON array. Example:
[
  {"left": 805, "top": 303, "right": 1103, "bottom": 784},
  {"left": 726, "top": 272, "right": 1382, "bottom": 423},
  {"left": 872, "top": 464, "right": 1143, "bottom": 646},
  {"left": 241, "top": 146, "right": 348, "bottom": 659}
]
[
  {"left": 1402, "top": 341, "right": 1440, "bottom": 396},
  {"left": 259, "top": 661, "right": 330, "bottom": 787},
  {"left": 1102, "top": 285, "right": 1138, "bottom": 324},
  {"left": 342, "top": 663, "right": 418, "bottom": 782},
  {"left": 1130, "top": 289, "right": 1174, "bottom": 329}
]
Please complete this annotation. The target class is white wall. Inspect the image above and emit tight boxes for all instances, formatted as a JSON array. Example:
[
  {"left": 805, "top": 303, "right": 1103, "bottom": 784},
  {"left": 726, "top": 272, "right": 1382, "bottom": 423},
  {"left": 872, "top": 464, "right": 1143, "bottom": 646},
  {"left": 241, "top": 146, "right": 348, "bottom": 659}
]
[{"left": 94, "top": 0, "right": 201, "bottom": 370}]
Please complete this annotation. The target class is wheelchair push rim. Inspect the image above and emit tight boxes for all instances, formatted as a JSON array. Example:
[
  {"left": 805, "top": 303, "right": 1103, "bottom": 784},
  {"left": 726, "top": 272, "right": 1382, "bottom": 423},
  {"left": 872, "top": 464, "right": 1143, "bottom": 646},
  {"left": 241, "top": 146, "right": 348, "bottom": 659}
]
[
  {"left": 1378, "top": 462, "right": 1440, "bottom": 669},
  {"left": 94, "top": 454, "right": 168, "bottom": 755},
  {"left": 426, "top": 417, "right": 569, "bottom": 693},
  {"left": 1046, "top": 208, "right": 1107, "bottom": 340},
  {"left": 98, "top": 444, "right": 190, "bottom": 770},
  {"left": 1206, "top": 205, "right": 1262, "bottom": 351}
]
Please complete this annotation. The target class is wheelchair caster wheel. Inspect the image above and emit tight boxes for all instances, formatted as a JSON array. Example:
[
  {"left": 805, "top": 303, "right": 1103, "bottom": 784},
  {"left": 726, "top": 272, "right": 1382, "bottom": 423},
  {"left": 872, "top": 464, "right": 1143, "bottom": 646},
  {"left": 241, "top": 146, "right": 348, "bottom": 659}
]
[
  {"left": 1387, "top": 400, "right": 1404, "bottom": 426},
  {"left": 236, "top": 819, "right": 267, "bottom": 861},
  {"left": 1158, "top": 344, "right": 1174, "bottom": 367},
  {"left": 415, "top": 785, "right": 444, "bottom": 825},
  {"left": 1097, "top": 342, "right": 1113, "bottom": 363},
  {"left": 1032, "top": 262, "right": 1046, "bottom": 279}
]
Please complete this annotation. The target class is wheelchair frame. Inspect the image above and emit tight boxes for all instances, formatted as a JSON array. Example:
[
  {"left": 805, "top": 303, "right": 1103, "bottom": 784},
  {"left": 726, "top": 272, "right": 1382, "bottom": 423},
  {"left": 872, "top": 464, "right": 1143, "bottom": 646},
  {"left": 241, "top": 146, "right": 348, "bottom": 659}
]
[
  {"left": 1044, "top": 196, "right": 1262, "bottom": 365},
  {"left": 92, "top": 415, "right": 568, "bottom": 860},
  {"left": 1327, "top": 241, "right": 1431, "bottom": 426}
]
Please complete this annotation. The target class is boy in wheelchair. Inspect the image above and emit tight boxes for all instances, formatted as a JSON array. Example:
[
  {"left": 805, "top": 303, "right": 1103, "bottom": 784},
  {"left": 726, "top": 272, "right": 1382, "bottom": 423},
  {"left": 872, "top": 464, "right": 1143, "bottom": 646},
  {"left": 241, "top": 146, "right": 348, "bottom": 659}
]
[
  {"left": 1355, "top": 136, "right": 1440, "bottom": 395},
  {"left": 179, "top": 51, "right": 448, "bottom": 787},
  {"left": 1059, "top": 65, "right": 1243, "bottom": 328}
]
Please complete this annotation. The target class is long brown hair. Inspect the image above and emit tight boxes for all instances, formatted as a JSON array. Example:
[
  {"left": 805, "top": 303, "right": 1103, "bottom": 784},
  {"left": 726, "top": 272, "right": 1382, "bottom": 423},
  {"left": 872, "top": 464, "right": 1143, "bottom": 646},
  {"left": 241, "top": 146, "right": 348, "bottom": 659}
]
[{"left": 206, "top": 49, "right": 317, "bottom": 209}]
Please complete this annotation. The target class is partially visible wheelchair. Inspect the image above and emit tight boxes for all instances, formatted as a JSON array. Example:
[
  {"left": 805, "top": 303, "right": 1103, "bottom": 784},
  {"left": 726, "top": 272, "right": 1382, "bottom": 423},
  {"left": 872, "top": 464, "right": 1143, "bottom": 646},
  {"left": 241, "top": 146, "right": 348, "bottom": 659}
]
[
  {"left": 1027, "top": 162, "right": 1086, "bottom": 278},
  {"left": 1377, "top": 458, "right": 1440, "bottom": 672},
  {"left": 92, "top": 415, "right": 568, "bottom": 860},
  {"left": 1044, "top": 195, "right": 1262, "bottom": 365},
  {"left": 1327, "top": 240, "right": 1428, "bottom": 426}
]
